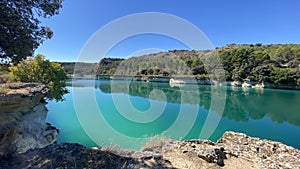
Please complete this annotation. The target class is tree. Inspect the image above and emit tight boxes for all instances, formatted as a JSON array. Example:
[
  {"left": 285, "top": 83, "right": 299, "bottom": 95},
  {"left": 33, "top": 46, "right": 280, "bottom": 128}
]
[
  {"left": 250, "top": 65, "right": 271, "bottom": 82},
  {"left": 0, "top": 0, "right": 63, "bottom": 63},
  {"left": 9, "top": 54, "right": 68, "bottom": 101}
]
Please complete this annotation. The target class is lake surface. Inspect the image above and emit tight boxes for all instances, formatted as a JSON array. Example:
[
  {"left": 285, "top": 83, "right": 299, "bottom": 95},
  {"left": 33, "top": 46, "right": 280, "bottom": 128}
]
[{"left": 46, "top": 80, "right": 300, "bottom": 150}]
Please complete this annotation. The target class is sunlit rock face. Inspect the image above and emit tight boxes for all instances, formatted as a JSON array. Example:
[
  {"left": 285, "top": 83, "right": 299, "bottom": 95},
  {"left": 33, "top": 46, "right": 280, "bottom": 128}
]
[
  {"left": 0, "top": 83, "right": 48, "bottom": 113},
  {"left": 0, "top": 83, "right": 58, "bottom": 157}
]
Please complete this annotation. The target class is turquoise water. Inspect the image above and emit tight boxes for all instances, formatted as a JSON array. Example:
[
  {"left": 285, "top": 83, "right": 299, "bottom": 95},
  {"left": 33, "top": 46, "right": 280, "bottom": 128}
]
[{"left": 46, "top": 80, "right": 300, "bottom": 150}]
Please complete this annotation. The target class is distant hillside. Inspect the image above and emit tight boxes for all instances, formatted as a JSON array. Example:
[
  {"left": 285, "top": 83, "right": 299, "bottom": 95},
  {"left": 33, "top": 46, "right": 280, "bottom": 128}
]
[
  {"left": 57, "top": 62, "right": 98, "bottom": 77},
  {"left": 57, "top": 44, "right": 300, "bottom": 86},
  {"left": 96, "top": 44, "right": 300, "bottom": 86},
  {"left": 97, "top": 58, "right": 125, "bottom": 76},
  {"left": 97, "top": 50, "right": 211, "bottom": 78}
]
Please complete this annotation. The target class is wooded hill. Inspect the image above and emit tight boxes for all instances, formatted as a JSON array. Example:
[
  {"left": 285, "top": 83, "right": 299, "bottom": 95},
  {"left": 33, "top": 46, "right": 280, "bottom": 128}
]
[
  {"left": 96, "top": 44, "right": 300, "bottom": 85},
  {"left": 58, "top": 62, "right": 98, "bottom": 77}
]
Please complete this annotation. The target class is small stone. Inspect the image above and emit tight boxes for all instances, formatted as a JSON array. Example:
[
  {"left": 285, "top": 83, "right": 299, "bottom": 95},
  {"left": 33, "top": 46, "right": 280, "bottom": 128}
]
[
  {"left": 141, "top": 154, "right": 152, "bottom": 160},
  {"left": 153, "top": 154, "right": 162, "bottom": 160},
  {"left": 217, "top": 159, "right": 225, "bottom": 166}
]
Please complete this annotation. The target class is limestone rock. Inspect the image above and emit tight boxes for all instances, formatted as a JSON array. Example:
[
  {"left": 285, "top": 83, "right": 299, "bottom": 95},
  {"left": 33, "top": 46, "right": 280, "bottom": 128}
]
[
  {"left": 0, "top": 83, "right": 57, "bottom": 158},
  {"left": 0, "top": 83, "right": 48, "bottom": 113},
  {"left": 217, "top": 131, "right": 300, "bottom": 169}
]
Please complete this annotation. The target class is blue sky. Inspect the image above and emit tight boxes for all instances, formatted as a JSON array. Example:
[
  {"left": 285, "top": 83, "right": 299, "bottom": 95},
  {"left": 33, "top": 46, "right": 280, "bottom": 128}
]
[{"left": 35, "top": 0, "right": 300, "bottom": 62}]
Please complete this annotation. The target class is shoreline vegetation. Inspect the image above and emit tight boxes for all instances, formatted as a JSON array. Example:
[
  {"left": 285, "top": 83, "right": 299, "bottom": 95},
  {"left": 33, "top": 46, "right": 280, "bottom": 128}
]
[
  {"left": 0, "top": 55, "right": 68, "bottom": 101},
  {"left": 57, "top": 44, "right": 300, "bottom": 90}
]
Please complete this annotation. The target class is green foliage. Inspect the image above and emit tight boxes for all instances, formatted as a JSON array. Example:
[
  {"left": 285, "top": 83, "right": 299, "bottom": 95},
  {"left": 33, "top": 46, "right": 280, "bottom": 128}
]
[
  {"left": 0, "top": 0, "right": 63, "bottom": 63},
  {"left": 270, "top": 67, "right": 300, "bottom": 85},
  {"left": 58, "top": 62, "right": 76, "bottom": 75},
  {"left": 60, "top": 62, "right": 98, "bottom": 77},
  {"left": 0, "top": 64, "right": 9, "bottom": 75},
  {"left": 218, "top": 44, "right": 300, "bottom": 84},
  {"left": 9, "top": 54, "right": 68, "bottom": 101},
  {"left": 97, "top": 58, "right": 125, "bottom": 76},
  {"left": 0, "top": 64, "right": 14, "bottom": 83},
  {"left": 96, "top": 44, "right": 300, "bottom": 86}
]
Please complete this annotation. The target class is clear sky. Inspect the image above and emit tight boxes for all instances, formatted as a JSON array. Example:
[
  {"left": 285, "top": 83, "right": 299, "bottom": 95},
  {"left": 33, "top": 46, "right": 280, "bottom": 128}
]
[{"left": 35, "top": 0, "right": 300, "bottom": 62}]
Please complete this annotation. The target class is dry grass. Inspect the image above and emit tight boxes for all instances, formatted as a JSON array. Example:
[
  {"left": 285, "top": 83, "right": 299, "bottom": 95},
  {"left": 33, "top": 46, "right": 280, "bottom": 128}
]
[
  {"left": 0, "top": 83, "right": 9, "bottom": 94},
  {"left": 0, "top": 87, "right": 9, "bottom": 94},
  {"left": 0, "top": 70, "right": 15, "bottom": 84},
  {"left": 99, "top": 135, "right": 172, "bottom": 157},
  {"left": 141, "top": 135, "right": 172, "bottom": 152},
  {"left": 101, "top": 144, "right": 134, "bottom": 157},
  {"left": 0, "top": 74, "right": 10, "bottom": 84},
  {"left": 0, "top": 81, "right": 23, "bottom": 95}
]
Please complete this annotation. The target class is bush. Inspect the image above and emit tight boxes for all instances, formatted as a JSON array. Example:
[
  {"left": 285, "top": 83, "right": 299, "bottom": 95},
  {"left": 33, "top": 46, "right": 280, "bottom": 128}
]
[{"left": 9, "top": 54, "right": 68, "bottom": 101}]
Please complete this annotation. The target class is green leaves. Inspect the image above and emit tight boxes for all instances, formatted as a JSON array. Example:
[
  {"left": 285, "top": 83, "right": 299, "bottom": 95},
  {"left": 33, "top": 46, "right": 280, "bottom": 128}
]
[
  {"left": 0, "top": 0, "right": 63, "bottom": 63},
  {"left": 218, "top": 44, "right": 300, "bottom": 84},
  {"left": 270, "top": 67, "right": 300, "bottom": 85},
  {"left": 97, "top": 58, "right": 125, "bottom": 76},
  {"left": 9, "top": 54, "right": 68, "bottom": 101}
]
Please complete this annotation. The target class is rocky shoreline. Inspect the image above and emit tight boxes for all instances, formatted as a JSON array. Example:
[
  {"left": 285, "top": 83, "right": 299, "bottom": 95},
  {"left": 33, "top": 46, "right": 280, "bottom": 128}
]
[
  {"left": 0, "top": 131, "right": 299, "bottom": 169},
  {"left": 0, "top": 83, "right": 299, "bottom": 169},
  {"left": 0, "top": 83, "right": 58, "bottom": 158}
]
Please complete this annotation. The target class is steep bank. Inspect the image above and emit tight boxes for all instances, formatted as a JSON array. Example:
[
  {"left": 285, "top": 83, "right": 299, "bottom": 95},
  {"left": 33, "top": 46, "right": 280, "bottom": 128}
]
[
  {"left": 0, "top": 83, "right": 58, "bottom": 158},
  {"left": 1, "top": 131, "right": 299, "bottom": 169}
]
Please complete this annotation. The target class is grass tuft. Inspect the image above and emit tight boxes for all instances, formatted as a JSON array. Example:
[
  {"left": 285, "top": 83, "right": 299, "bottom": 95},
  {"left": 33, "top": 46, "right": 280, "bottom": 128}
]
[
  {"left": 141, "top": 135, "right": 171, "bottom": 152},
  {"left": 101, "top": 144, "right": 134, "bottom": 157}
]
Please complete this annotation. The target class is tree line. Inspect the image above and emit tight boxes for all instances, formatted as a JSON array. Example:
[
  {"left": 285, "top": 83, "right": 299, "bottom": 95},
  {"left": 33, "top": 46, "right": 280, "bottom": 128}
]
[{"left": 96, "top": 44, "right": 300, "bottom": 86}]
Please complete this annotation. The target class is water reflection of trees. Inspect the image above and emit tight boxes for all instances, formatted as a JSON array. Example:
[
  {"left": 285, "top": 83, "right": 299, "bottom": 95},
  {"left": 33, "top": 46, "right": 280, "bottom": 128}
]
[
  {"left": 97, "top": 80, "right": 300, "bottom": 127},
  {"left": 98, "top": 81, "right": 208, "bottom": 106}
]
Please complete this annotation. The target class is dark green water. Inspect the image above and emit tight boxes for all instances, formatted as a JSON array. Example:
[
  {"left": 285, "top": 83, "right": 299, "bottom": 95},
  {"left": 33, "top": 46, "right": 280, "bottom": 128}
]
[{"left": 46, "top": 80, "right": 300, "bottom": 149}]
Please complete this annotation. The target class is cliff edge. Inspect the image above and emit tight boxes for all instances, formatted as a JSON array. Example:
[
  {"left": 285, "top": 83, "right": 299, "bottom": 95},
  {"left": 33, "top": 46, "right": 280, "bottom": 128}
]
[{"left": 0, "top": 83, "right": 58, "bottom": 158}]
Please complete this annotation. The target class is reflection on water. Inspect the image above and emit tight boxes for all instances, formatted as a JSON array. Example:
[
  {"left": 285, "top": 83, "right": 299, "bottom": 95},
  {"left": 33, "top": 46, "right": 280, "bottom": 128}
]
[
  {"left": 97, "top": 80, "right": 300, "bottom": 127},
  {"left": 46, "top": 80, "right": 300, "bottom": 150}
]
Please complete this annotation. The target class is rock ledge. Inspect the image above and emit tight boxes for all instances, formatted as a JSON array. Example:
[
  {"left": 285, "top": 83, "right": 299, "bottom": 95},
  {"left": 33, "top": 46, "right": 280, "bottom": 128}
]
[{"left": 0, "top": 83, "right": 57, "bottom": 158}]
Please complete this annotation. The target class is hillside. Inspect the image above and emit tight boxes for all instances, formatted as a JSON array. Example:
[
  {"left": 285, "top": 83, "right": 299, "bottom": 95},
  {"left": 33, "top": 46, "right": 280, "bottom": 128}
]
[
  {"left": 57, "top": 62, "right": 98, "bottom": 77},
  {"left": 96, "top": 44, "right": 300, "bottom": 86}
]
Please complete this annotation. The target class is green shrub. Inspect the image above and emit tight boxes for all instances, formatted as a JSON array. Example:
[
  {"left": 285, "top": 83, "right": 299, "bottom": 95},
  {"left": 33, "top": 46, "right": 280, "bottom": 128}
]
[{"left": 9, "top": 54, "right": 68, "bottom": 101}]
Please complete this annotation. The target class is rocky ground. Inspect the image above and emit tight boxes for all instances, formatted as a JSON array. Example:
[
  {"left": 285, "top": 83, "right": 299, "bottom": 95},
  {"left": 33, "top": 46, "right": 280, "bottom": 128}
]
[
  {"left": 0, "top": 131, "right": 299, "bottom": 169},
  {"left": 0, "top": 83, "right": 48, "bottom": 113}
]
